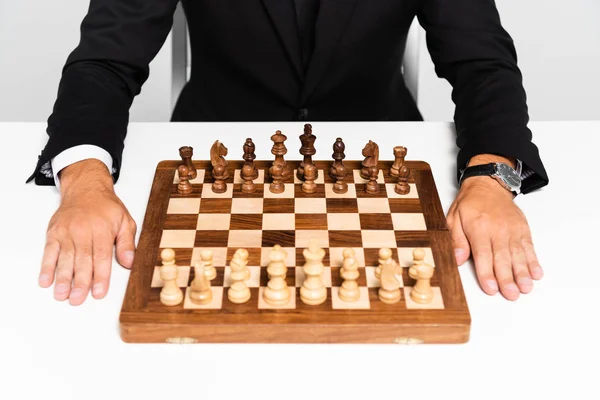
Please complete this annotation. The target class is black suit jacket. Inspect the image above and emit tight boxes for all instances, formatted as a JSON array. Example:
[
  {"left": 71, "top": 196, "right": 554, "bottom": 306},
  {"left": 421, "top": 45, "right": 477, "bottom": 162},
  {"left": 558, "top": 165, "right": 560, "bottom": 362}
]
[{"left": 28, "top": 0, "right": 549, "bottom": 193}]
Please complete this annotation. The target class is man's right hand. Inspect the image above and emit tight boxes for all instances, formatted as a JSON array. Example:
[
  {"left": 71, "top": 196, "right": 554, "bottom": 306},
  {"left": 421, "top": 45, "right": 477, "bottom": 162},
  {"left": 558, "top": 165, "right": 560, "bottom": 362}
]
[{"left": 38, "top": 159, "right": 137, "bottom": 306}]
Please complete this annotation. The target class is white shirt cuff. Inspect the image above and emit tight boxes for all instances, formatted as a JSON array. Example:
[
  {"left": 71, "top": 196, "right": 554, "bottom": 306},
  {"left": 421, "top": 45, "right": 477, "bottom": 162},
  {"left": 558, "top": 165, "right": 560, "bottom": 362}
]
[{"left": 50, "top": 145, "right": 114, "bottom": 189}]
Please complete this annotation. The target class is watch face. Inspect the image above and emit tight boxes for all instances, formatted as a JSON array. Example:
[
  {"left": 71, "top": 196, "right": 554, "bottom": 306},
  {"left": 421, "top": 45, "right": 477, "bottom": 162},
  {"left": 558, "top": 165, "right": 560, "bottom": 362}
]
[{"left": 496, "top": 163, "right": 521, "bottom": 188}]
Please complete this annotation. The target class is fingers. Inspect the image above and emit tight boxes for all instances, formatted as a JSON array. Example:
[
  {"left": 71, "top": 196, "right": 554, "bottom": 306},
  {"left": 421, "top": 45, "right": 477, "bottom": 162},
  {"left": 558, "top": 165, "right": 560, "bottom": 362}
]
[
  {"left": 448, "top": 215, "right": 470, "bottom": 266},
  {"left": 69, "top": 237, "right": 93, "bottom": 306},
  {"left": 492, "top": 236, "right": 520, "bottom": 301},
  {"left": 510, "top": 239, "right": 533, "bottom": 294},
  {"left": 115, "top": 218, "right": 137, "bottom": 269},
  {"left": 54, "top": 239, "right": 75, "bottom": 301},
  {"left": 463, "top": 220, "right": 498, "bottom": 296},
  {"left": 92, "top": 232, "right": 114, "bottom": 299},
  {"left": 39, "top": 239, "right": 60, "bottom": 288},
  {"left": 522, "top": 235, "right": 544, "bottom": 280}
]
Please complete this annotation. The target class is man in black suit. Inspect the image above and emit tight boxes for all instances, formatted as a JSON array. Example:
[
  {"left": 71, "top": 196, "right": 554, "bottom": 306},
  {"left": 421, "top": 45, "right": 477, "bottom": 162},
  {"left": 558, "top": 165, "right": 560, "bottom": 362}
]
[{"left": 29, "top": 0, "right": 549, "bottom": 306}]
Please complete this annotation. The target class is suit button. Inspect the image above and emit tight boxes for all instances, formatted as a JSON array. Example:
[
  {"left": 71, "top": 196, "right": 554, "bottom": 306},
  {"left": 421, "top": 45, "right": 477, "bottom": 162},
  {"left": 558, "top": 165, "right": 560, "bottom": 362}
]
[{"left": 298, "top": 108, "right": 308, "bottom": 120}]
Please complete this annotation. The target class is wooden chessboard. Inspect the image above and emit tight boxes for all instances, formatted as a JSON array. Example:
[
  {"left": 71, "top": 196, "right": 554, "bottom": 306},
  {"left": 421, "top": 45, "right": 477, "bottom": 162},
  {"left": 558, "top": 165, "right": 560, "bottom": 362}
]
[{"left": 119, "top": 158, "right": 471, "bottom": 344}]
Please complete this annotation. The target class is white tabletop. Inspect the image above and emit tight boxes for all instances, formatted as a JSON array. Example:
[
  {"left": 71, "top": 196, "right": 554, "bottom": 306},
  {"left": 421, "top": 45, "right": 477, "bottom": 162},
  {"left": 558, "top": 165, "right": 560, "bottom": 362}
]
[{"left": 1, "top": 121, "right": 598, "bottom": 399}]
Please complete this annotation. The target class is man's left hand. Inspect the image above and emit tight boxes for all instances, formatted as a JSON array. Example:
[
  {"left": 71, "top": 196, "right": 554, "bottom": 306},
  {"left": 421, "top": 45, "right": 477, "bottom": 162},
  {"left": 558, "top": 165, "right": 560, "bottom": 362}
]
[{"left": 446, "top": 156, "right": 544, "bottom": 300}]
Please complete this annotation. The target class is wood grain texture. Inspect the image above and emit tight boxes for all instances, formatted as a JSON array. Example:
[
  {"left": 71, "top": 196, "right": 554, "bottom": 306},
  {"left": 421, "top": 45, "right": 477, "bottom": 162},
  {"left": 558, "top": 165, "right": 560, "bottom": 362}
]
[{"left": 119, "top": 159, "right": 471, "bottom": 344}]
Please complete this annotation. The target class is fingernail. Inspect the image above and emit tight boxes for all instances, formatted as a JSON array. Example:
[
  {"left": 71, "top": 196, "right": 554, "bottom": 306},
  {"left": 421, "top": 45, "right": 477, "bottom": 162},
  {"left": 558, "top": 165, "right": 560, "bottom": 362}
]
[
  {"left": 125, "top": 251, "right": 135, "bottom": 263},
  {"left": 39, "top": 274, "right": 50, "bottom": 285},
  {"left": 70, "top": 288, "right": 83, "bottom": 298},
  {"left": 533, "top": 266, "right": 544, "bottom": 278},
  {"left": 93, "top": 284, "right": 104, "bottom": 297},
  {"left": 55, "top": 283, "right": 69, "bottom": 294},
  {"left": 517, "top": 276, "right": 533, "bottom": 287},
  {"left": 506, "top": 283, "right": 519, "bottom": 293},
  {"left": 487, "top": 280, "right": 498, "bottom": 293},
  {"left": 454, "top": 248, "right": 465, "bottom": 262}
]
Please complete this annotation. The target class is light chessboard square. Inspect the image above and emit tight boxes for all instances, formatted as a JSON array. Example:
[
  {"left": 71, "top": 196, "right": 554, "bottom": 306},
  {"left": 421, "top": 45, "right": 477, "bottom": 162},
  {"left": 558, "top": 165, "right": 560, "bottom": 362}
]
[
  {"left": 353, "top": 169, "right": 384, "bottom": 184},
  {"left": 231, "top": 198, "right": 264, "bottom": 214},
  {"left": 391, "top": 213, "right": 427, "bottom": 231},
  {"left": 233, "top": 169, "right": 265, "bottom": 184},
  {"left": 385, "top": 183, "right": 419, "bottom": 199},
  {"left": 151, "top": 266, "right": 191, "bottom": 287},
  {"left": 201, "top": 183, "right": 233, "bottom": 198},
  {"left": 196, "top": 213, "right": 231, "bottom": 230},
  {"left": 331, "top": 287, "right": 370, "bottom": 309},
  {"left": 262, "top": 213, "right": 295, "bottom": 230},
  {"left": 192, "top": 247, "right": 228, "bottom": 266},
  {"left": 228, "top": 230, "right": 263, "bottom": 248},
  {"left": 257, "top": 287, "right": 297, "bottom": 309},
  {"left": 174, "top": 169, "right": 205, "bottom": 184},
  {"left": 361, "top": 230, "right": 397, "bottom": 248},
  {"left": 183, "top": 287, "right": 224, "bottom": 309},
  {"left": 295, "top": 198, "right": 327, "bottom": 213},
  {"left": 329, "top": 247, "right": 366, "bottom": 267},
  {"left": 167, "top": 198, "right": 201, "bottom": 214},
  {"left": 404, "top": 287, "right": 444, "bottom": 309},
  {"left": 263, "top": 183, "right": 295, "bottom": 198},
  {"left": 295, "top": 230, "right": 329, "bottom": 248},
  {"left": 326, "top": 213, "right": 361, "bottom": 230},
  {"left": 160, "top": 230, "right": 196, "bottom": 248},
  {"left": 324, "top": 183, "right": 357, "bottom": 199},
  {"left": 294, "top": 169, "right": 325, "bottom": 184},
  {"left": 295, "top": 266, "right": 332, "bottom": 287},
  {"left": 357, "top": 198, "right": 391, "bottom": 213},
  {"left": 223, "top": 266, "right": 261, "bottom": 287},
  {"left": 261, "top": 246, "right": 296, "bottom": 267}
]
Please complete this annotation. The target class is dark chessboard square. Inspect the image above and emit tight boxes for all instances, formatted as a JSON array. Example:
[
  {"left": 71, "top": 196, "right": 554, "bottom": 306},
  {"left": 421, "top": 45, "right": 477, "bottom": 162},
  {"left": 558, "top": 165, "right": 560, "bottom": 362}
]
[
  {"left": 230, "top": 214, "right": 263, "bottom": 230},
  {"left": 260, "top": 266, "right": 296, "bottom": 287},
  {"left": 294, "top": 184, "right": 326, "bottom": 198},
  {"left": 162, "top": 214, "right": 199, "bottom": 230},
  {"left": 364, "top": 248, "right": 399, "bottom": 267},
  {"left": 328, "top": 230, "right": 362, "bottom": 248},
  {"left": 326, "top": 198, "right": 358, "bottom": 213},
  {"left": 232, "top": 183, "right": 264, "bottom": 199},
  {"left": 227, "top": 247, "right": 262, "bottom": 266},
  {"left": 359, "top": 213, "right": 394, "bottom": 230},
  {"left": 367, "top": 287, "right": 408, "bottom": 311},
  {"left": 295, "top": 214, "right": 328, "bottom": 230},
  {"left": 155, "top": 248, "right": 194, "bottom": 267},
  {"left": 388, "top": 198, "right": 422, "bottom": 213},
  {"left": 199, "top": 198, "right": 232, "bottom": 213},
  {"left": 262, "top": 230, "right": 296, "bottom": 247},
  {"left": 195, "top": 230, "right": 230, "bottom": 247},
  {"left": 170, "top": 184, "right": 203, "bottom": 198},
  {"left": 355, "top": 184, "right": 387, "bottom": 198},
  {"left": 202, "top": 169, "right": 235, "bottom": 184},
  {"left": 263, "top": 198, "right": 295, "bottom": 213},
  {"left": 395, "top": 231, "right": 430, "bottom": 248},
  {"left": 295, "top": 248, "right": 330, "bottom": 267}
]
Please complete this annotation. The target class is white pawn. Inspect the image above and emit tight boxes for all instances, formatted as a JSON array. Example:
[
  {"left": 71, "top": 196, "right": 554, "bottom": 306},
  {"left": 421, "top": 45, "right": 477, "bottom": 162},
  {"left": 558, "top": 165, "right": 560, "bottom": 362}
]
[
  {"left": 410, "top": 263, "right": 435, "bottom": 304},
  {"left": 159, "top": 249, "right": 183, "bottom": 306},
  {"left": 190, "top": 260, "right": 212, "bottom": 305},
  {"left": 263, "top": 245, "right": 291, "bottom": 306},
  {"left": 300, "top": 239, "right": 327, "bottom": 306},
  {"left": 409, "top": 248, "right": 425, "bottom": 280},
  {"left": 227, "top": 249, "right": 251, "bottom": 304},
  {"left": 200, "top": 249, "right": 217, "bottom": 281},
  {"left": 374, "top": 247, "right": 393, "bottom": 280},
  {"left": 338, "top": 249, "right": 360, "bottom": 302}
]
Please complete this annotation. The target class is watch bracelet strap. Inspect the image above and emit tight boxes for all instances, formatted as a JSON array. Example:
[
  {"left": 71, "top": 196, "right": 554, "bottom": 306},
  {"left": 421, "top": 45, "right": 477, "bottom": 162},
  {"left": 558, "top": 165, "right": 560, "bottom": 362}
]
[{"left": 459, "top": 163, "right": 496, "bottom": 186}]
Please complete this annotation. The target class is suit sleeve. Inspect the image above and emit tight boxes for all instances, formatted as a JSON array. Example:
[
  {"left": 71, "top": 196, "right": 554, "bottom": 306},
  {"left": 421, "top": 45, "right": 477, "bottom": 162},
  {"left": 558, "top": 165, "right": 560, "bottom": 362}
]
[
  {"left": 416, "top": 0, "right": 549, "bottom": 194},
  {"left": 27, "top": 0, "right": 180, "bottom": 186}
]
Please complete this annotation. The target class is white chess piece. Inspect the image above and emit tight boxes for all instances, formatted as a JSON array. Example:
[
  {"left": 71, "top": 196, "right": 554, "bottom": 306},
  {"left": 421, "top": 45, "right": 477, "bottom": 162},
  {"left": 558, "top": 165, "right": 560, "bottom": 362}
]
[
  {"left": 263, "top": 245, "right": 291, "bottom": 306},
  {"left": 227, "top": 249, "right": 251, "bottom": 304},
  {"left": 159, "top": 249, "right": 183, "bottom": 306},
  {"left": 300, "top": 239, "right": 327, "bottom": 305},
  {"left": 338, "top": 249, "right": 360, "bottom": 302}
]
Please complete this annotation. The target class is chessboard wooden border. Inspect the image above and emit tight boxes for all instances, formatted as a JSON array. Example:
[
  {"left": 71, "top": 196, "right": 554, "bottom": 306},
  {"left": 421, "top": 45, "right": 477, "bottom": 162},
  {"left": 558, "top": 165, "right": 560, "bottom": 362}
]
[{"left": 119, "top": 160, "right": 471, "bottom": 344}]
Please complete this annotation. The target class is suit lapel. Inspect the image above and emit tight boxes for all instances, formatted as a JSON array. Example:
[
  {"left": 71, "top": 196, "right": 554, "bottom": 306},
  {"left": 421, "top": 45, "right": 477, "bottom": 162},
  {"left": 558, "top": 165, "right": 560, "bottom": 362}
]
[
  {"left": 300, "top": 0, "right": 358, "bottom": 103},
  {"left": 261, "top": 0, "right": 304, "bottom": 80}
]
